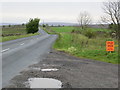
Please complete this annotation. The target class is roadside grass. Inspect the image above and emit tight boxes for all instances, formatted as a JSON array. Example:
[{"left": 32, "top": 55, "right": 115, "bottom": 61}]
[
  {"left": 0, "top": 33, "right": 40, "bottom": 42},
  {"left": 41, "top": 27, "right": 56, "bottom": 34},
  {"left": 41, "top": 26, "right": 74, "bottom": 34},
  {"left": 44, "top": 26, "right": 118, "bottom": 64}
]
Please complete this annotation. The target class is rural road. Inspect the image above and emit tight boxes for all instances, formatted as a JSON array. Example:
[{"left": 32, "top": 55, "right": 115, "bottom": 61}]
[
  {"left": 1, "top": 28, "right": 58, "bottom": 88},
  {"left": 4, "top": 50, "right": 118, "bottom": 88}
]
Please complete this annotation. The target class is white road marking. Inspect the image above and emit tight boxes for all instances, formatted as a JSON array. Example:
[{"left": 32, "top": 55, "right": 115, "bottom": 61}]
[
  {"left": 1, "top": 48, "right": 10, "bottom": 53},
  {"left": 20, "top": 43, "right": 24, "bottom": 45}
]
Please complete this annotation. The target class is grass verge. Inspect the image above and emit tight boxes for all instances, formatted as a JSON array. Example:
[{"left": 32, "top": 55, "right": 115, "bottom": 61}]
[
  {"left": 43, "top": 26, "right": 118, "bottom": 64},
  {"left": 0, "top": 33, "right": 40, "bottom": 42}
]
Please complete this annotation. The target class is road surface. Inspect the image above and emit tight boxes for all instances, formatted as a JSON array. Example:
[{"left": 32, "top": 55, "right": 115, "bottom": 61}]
[
  {"left": 1, "top": 28, "right": 58, "bottom": 88},
  {"left": 5, "top": 50, "right": 118, "bottom": 88}
]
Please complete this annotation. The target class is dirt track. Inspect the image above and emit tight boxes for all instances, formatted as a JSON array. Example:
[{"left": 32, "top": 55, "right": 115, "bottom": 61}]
[{"left": 4, "top": 50, "right": 118, "bottom": 89}]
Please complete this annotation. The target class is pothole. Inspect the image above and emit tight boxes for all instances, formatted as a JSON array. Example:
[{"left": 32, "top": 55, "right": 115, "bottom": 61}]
[
  {"left": 29, "top": 67, "right": 59, "bottom": 72},
  {"left": 25, "top": 78, "right": 62, "bottom": 88},
  {"left": 41, "top": 68, "right": 58, "bottom": 72}
]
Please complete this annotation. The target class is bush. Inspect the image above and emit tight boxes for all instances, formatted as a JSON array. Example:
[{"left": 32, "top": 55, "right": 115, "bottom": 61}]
[
  {"left": 84, "top": 30, "right": 96, "bottom": 38},
  {"left": 8, "top": 25, "right": 11, "bottom": 27},
  {"left": 109, "top": 23, "right": 119, "bottom": 38},
  {"left": 42, "top": 24, "right": 46, "bottom": 27},
  {"left": 26, "top": 18, "right": 40, "bottom": 34},
  {"left": 2, "top": 25, "right": 5, "bottom": 28},
  {"left": 71, "top": 29, "right": 81, "bottom": 34},
  {"left": 109, "top": 23, "right": 114, "bottom": 29},
  {"left": 22, "top": 23, "right": 25, "bottom": 26}
]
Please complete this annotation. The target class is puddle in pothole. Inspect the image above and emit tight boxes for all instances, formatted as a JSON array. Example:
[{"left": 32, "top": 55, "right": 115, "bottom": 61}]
[
  {"left": 29, "top": 67, "right": 58, "bottom": 72},
  {"left": 25, "top": 78, "right": 62, "bottom": 88},
  {"left": 41, "top": 68, "right": 58, "bottom": 71}
]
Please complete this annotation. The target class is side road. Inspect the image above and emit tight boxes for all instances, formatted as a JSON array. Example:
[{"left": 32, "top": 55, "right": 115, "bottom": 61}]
[{"left": 4, "top": 50, "right": 118, "bottom": 88}]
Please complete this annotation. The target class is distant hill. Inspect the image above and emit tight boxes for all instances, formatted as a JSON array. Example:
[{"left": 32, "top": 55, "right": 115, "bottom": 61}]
[
  {"left": 40, "top": 22, "right": 77, "bottom": 26},
  {"left": 0, "top": 23, "right": 20, "bottom": 26},
  {"left": 0, "top": 22, "right": 109, "bottom": 29},
  {"left": 40, "top": 22, "right": 108, "bottom": 28},
  {"left": 0, "top": 22, "right": 77, "bottom": 26}
]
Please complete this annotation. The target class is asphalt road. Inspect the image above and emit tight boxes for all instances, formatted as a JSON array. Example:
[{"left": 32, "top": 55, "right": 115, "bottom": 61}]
[
  {"left": 5, "top": 50, "right": 118, "bottom": 88},
  {"left": 1, "top": 28, "right": 58, "bottom": 88}
]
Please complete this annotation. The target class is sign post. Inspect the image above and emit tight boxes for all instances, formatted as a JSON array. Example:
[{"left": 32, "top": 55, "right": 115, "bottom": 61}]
[{"left": 106, "top": 41, "right": 114, "bottom": 52}]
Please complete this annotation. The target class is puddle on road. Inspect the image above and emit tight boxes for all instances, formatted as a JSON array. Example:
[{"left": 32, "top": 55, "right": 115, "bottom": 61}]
[
  {"left": 25, "top": 78, "right": 62, "bottom": 88},
  {"left": 29, "top": 67, "right": 58, "bottom": 72},
  {"left": 41, "top": 68, "right": 58, "bottom": 72}
]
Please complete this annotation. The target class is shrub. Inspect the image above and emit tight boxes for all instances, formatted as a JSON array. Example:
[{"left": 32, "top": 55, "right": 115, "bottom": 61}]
[
  {"left": 22, "top": 23, "right": 25, "bottom": 26},
  {"left": 71, "top": 29, "right": 81, "bottom": 34},
  {"left": 26, "top": 18, "right": 40, "bottom": 34},
  {"left": 84, "top": 30, "right": 96, "bottom": 38},
  {"left": 42, "top": 24, "right": 46, "bottom": 27},
  {"left": 109, "top": 23, "right": 114, "bottom": 29},
  {"left": 8, "top": 25, "right": 11, "bottom": 27},
  {"left": 2, "top": 25, "right": 5, "bottom": 28}
]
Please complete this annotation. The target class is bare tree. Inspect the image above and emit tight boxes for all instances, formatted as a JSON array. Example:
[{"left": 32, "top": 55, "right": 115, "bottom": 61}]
[
  {"left": 102, "top": 1, "right": 120, "bottom": 25},
  {"left": 102, "top": 0, "right": 120, "bottom": 38},
  {"left": 77, "top": 11, "right": 91, "bottom": 29}
]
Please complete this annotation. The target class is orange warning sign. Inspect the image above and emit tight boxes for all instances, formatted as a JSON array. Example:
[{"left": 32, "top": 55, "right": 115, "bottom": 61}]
[{"left": 106, "top": 41, "right": 114, "bottom": 51}]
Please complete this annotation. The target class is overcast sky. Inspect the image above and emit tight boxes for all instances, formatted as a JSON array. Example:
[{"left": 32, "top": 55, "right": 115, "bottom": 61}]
[{"left": 1, "top": 0, "right": 106, "bottom": 24}]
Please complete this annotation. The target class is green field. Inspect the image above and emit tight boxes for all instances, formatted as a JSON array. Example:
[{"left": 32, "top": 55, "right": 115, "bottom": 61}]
[
  {"left": 51, "top": 26, "right": 74, "bottom": 33},
  {"left": 1, "top": 25, "right": 27, "bottom": 36},
  {"left": 0, "top": 25, "right": 40, "bottom": 42},
  {"left": 44, "top": 26, "right": 118, "bottom": 64},
  {"left": 0, "top": 33, "right": 39, "bottom": 42}
]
